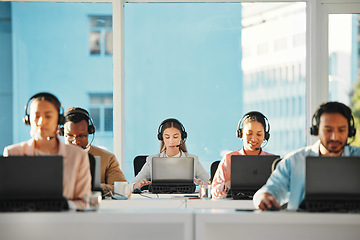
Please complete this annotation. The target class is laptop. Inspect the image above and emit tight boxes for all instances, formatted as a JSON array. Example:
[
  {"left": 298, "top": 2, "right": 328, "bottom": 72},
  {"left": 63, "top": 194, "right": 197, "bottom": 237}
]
[
  {"left": 93, "top": 156, "right": 102, "bottom": 190},
  {"left": 150, "top": 157, "right": 195, "bottom": 194},
  {"left": 230, "top": 155, "right": 280, "bottom": 199},
  {"left": 298, "top": 156, "right": 360, "bottom": 212},
  {"left": 0, "top": 156, "right": 69, "bottom": 212}
]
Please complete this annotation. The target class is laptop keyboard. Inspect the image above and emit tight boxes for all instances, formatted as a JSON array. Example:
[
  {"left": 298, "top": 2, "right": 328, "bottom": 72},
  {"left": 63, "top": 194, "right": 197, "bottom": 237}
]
[
  {"left": 231, "top": 190, "right": 255, "bottom": 200},
  {"left": 300, "top": 200, "right": 360, "bottom": 212},
  {"left": 150, "top": 184, "right": 196, "bottom": 194},
  {"left": 0, "top": 198, "right": 69, "bottom": 212}
]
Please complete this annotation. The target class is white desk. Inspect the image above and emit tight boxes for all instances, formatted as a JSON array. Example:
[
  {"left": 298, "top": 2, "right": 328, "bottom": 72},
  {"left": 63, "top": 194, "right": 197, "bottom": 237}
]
[
  {"left": 2, "top": 198, "right": 360, "bottom": 240},
  {"left": 195, "top": 209, "right": 360, "bottom": 240},
  {"left": 101, "top": 195, "right": 255, "bottom": 210},
  {"left": 0, "top": 210, "right": 193, "bottom": 240}
]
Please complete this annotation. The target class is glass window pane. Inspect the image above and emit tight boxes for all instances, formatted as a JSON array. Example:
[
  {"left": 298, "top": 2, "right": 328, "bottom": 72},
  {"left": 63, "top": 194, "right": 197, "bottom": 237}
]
[
  {"left": 105, "top": 108, "right": 113, "bottom": 132},
  {"left": 105, "top": 31, "right": 113, "bottom": 55},
  {"left": 124, "top": 2, "right": 307, "bottom": 180},
  {"left": 1, "top": 2, "right": 113, "bottom": 154},
  {"left": 90, "top": 31, "right": 101, "bottom": 55},
  {"left": 329, "top": 14, "right": 360, "bottom": 146},
  {"left": 90, "top": 108, "right": 101, "bottom": 130}
]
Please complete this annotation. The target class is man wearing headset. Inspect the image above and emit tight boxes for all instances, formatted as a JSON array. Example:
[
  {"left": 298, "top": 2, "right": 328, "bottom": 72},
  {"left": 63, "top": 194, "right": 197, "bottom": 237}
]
[
  {"left": 61, "top": 107, "right": 127, "bottom": 193},
  {"left": 253, "top": 101, "right": 360, "bottom": 211}
]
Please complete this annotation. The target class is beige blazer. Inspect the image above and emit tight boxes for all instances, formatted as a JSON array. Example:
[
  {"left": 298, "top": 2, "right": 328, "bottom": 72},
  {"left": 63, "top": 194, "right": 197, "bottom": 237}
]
[{"left": 88, "top": 145, "right": 127, "bottom": 192}]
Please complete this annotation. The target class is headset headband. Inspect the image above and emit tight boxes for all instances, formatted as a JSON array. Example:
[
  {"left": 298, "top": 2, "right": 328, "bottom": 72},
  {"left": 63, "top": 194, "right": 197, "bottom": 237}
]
[
  {"left": 236, "top": 111, "right": 270, "bottom": 141},
  {"left": 23, "top": 92, "right": 65, "bottom": 126},
  {"left": 60, "top": 107, "right": 96, "bottom": 136},
  {"left": 157, "top": 118, "right": 187, "bottom": 141},
  {"left": 310, "top": 102, "right": 356, "bottom": 138}
]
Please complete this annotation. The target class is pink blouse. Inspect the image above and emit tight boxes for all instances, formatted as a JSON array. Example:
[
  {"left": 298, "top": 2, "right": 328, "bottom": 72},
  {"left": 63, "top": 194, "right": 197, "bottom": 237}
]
[{"left": 211, "top": 148, "right": 273, "bottom": 198}]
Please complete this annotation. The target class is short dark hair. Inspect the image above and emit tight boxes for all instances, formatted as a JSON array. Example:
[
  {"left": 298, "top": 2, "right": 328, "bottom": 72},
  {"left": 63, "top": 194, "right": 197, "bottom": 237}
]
[
  {"left": 64, "top": 107, "right": 90, "bottom": 125},
  {"left": 311, "top": 101, "right": 356, "bottom": 137}
]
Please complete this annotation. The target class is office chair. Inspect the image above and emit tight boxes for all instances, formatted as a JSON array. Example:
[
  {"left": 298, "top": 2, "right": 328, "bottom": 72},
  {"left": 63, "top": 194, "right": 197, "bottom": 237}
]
[
  {"left": 210, "top": 160, "right": 221, "bottom": 182},
  {"left": 133, "top": 155, "right": 148, "bottom": 190},
  {"left": 271, "top": 157, "right": 282, "bottom": 172}
]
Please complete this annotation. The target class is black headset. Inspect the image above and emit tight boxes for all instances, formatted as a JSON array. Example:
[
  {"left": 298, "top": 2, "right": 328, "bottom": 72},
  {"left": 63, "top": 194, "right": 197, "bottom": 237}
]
[
  {"left": 310, "top": 102, "right": 356, "bottom": 137},
  {"left": 59, "top": 107, "right": 96, "bottom": 136},
  {"left": 236, "top": 111, "right": 270, "bottom": 141},
  {"left": 157, "top": 118, "right": 187, "bottom": 141},
  {"left": 23, "top": 92, "right": 65, "bottom": 126}
]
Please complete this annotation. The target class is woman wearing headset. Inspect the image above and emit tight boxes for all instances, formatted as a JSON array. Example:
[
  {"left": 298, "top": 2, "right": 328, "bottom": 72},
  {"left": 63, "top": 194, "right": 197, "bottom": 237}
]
[
  {"left": 3, "top": 92, "right": 91, "bottom": 209},
  {"left": 131, "top": 118, "right": 210, "bottom": 190},
  {"left": 211, "top": 111, "right": 275, "bottom": 198}
]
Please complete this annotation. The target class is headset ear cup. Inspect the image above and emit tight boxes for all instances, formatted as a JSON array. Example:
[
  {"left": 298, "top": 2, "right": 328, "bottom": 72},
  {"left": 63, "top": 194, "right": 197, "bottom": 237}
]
[
  {"left": 88, "top": 125, "right": 95, "bottom": 135},
  {"left": 157, "top": 133, "right": 162, "bottom": 141},
  {"left": 237, "top": 129, "right": 242, "bottom": 138},
  {"left": 59, "top": 127, "right": 64, "bottom": 136},
  {"left": 310, "top": 126, "right": 318, "bottom": 136},
  {"left": 182, "top": 131, "right": 187, "bottom": 140},
  {"left": 58, "top": 115, "right": 66, "bottom": 125},
  {"left": 23, "top": 115, "right": 30, "bottom": 125},
  {"left": 265, "top": 132, "right": 270, "bottom": 141},
  {"left": 349, "top": 127, "right": 356, "bottom": 138}
]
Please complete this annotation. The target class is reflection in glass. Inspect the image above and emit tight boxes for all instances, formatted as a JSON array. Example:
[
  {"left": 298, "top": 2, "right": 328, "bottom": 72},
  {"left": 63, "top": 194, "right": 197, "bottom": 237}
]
[{"left": 329, "top": 14, "right": 360, "bottom": 146}]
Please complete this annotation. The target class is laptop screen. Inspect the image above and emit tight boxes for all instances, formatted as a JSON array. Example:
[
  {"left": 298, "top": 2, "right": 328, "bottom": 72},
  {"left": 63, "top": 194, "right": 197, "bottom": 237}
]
[
  {"left": 0, "top": 156, "right": 63, "bottom": 200},
  {"left": 151, "top": 157, "right": 194, "bottom": 183},
  {"left": 305, "top": 156, "right": 360, "bottom": 200},
  {"left": 230, "top": 155, "right": 280, "bottom": 190}
]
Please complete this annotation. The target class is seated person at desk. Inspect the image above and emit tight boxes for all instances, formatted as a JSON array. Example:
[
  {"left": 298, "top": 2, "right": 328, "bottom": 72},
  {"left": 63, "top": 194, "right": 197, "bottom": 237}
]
[
  {"left": 253, "top": 102, "right": 360, "bottom": 211},
  {"left": 211, "top": 111, "right": 275, "bottom": 198},
  {"left": 3, "top": 92, "right": 91, "bottom": 209},
  {"left": 131, "top": 118, "right": 210, "bottom": 190},
  {"left": 61, "top": 107, "right": 127, "bottom": 193}
]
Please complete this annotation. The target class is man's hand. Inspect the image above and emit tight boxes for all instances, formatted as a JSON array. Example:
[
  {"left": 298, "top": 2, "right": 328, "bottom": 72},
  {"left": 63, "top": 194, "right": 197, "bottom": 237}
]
[{"left": 257, "top": 192, "right": 281, "bottom": 211}]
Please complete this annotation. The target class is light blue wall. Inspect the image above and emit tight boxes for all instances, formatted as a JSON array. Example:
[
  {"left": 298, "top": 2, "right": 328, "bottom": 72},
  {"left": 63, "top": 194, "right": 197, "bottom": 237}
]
[
  {"left": 124, "top": 3, "right": 243, "bottom": 180},
  {"left": 11, "top": 2, "right": 113, "bottom": 146},
  {"left": 0, "top": 2, "right": 12, "bottom": 152}
]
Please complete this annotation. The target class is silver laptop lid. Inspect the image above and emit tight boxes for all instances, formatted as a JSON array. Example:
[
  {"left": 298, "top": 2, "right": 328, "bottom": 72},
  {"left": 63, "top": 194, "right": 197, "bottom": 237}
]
[
  {"left": 93, "top": 156, "right": 101, "bottom": 189},
  {"left": 0, "top": 156, "right": 63, "bottom": 200},
  {"left": 230, "top": 155, "right": 280, "bottom": 190},
  {"left": 151, "top": 157, "right": 194, "bottom": 183},
  {"left": 306, "top": 156, "right": 360, "bottom": 200}
]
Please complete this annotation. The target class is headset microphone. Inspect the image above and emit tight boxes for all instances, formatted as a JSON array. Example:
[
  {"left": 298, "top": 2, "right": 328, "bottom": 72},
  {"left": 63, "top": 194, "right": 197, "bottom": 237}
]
[
  {"left": 47, "top": 136, "right": 55, "bottom": 141},
  {"left": 255, "top": 148, "right": 260, "bottom": 150}
]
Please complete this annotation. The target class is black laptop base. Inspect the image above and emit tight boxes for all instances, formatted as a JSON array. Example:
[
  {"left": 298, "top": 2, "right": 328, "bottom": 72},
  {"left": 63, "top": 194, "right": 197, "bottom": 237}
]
[
  {"left": 149, "top": 183, "right": 196, "bottom": 194},
  {"left": 229, "top": 188, "right": 255, "bottom": 200},
  {"left": 0, "top": 198, "right": 69, "bottom": 212},
  {"left": 298, "top": 200, "right": 360, "bottom": 213}
]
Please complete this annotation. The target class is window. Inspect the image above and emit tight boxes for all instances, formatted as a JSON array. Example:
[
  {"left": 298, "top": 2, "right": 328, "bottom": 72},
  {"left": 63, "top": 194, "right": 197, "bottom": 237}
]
[
  {"left": 89, "top": 16, "right": 113, "bottom": 56},
  {"left": 3, "top": 0, "right": 357, "bottom": 180},
  {"left": 328, "top": 13, "right": 360, "bottom": 146},
  {"left": 89, "top": 93, "right": 113, "bottom": 133}
]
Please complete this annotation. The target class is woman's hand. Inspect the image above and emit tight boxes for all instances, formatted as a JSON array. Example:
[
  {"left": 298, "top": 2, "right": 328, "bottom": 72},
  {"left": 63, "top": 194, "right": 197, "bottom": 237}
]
[
  {"left": 133, "top": 179, "right": 152, "bottom": 189},
  {"left": 194, "top": 179, "right": 210, "bottom": 185}
]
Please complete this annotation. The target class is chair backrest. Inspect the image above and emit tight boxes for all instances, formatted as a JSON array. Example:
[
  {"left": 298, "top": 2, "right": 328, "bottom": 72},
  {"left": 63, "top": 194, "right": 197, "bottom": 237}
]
[
  {"left": 133, "top": 155, "right": 148, "bottom": 176},
  {"left": 271, "top": 157, "right": 282, "bottom": 172},
  {"left": 210, "top": 160, "right": 221, "bottom": 182}
]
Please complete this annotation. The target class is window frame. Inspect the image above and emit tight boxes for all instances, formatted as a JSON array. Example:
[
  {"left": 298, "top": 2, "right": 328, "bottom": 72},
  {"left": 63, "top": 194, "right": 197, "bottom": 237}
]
[{"left": 3, "top": 0, "right": 360, "bottom": 170}]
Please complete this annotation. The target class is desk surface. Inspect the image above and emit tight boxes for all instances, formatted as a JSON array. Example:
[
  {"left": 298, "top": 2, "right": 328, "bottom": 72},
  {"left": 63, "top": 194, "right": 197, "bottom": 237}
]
[
  {"left": 102, "top": 193, "right": 255, "bottom": 210},
  {"left": 2, "top": 195, "right": 360, "bottom": 240}
]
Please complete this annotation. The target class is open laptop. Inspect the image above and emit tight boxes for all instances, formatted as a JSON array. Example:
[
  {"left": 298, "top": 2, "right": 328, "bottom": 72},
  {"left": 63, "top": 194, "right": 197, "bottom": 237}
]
[
  {"left": 150, "top": 157, "right": 195, "bottom": 194},
  {"left": 230, "top": 155, "right": 280, "bottom": 199},
  {"left": 93, "top": 156, "right": 102, "bottom": 191},
  {"left": 0, "top": 156, "right": 69, "bottom": 212},
  {"left": 298, "top": 156, "right": 360, "bottom": 212}
]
